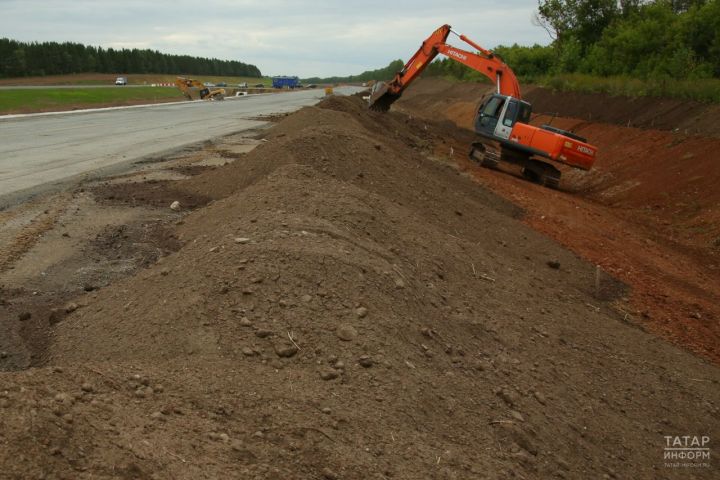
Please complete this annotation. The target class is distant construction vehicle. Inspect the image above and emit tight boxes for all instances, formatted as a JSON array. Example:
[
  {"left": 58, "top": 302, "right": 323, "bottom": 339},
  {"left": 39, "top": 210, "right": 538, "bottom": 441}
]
[
  {"left": 175, "top": 77, "right": 226, "bottom": 101},
  {"left": 368, "top": 24, "right": 598, "bottom": 188},
  {"left": 272, "top": 76, "right": 300, "bottom": 89}
]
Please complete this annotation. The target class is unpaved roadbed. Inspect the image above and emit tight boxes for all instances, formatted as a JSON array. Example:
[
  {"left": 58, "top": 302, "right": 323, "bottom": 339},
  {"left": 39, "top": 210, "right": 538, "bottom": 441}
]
[{"left": 0, "top": 131, "right": 264, "bottom": 370}]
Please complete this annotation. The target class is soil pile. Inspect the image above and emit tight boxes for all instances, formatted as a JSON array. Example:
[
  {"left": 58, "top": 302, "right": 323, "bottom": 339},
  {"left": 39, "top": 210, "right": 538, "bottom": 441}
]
[{"left": 1, "top": 95, "right": 718, "bottom": 479}]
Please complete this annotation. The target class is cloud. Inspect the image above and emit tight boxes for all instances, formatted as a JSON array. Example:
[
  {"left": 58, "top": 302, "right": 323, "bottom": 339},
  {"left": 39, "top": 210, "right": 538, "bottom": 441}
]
[{"left": 0, "top": 0, "right": 550, "bottom": 77}]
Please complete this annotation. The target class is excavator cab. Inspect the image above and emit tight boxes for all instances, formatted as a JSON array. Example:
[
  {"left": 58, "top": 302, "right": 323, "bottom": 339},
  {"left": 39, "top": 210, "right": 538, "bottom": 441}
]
[{"left": 475, "top": 94, "right": 532, "bottom": 141}]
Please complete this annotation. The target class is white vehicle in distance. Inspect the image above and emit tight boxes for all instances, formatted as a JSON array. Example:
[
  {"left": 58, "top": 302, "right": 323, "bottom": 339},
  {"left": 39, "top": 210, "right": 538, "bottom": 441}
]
[{"left": 115, "top": 77, "right": 127, "bottom": 85}]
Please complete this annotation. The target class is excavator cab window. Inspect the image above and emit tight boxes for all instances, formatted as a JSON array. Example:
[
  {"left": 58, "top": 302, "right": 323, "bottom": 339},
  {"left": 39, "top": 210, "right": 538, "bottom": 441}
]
[
  {"left": 502, "top": 101, "right": 519, "bottom": 127},
  {"left": 518, "top": 102, "right": 532, "bottom": 124},
  {"left": 476, "top": 95, "right": 506, "bottom": 137},
  {"left": 498, "top": 99, "right": 532, "bottom": 129},
  {"left": 481, "top": 96, "right": 505, "bottom": 118}
]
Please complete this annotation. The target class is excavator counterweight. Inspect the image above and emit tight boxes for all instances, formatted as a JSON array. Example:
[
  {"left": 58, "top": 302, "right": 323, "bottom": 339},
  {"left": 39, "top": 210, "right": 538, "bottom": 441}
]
[{"left": 368, "top": 25, "right": 598, "bottom": 188}]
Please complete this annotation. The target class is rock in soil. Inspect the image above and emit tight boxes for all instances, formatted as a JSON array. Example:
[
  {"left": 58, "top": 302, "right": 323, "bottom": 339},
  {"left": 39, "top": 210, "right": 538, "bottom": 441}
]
[
  {"left": 336, "top": 323, "right": 358, "bottom": 341},
  {"left": 274, "top": 343, "right": 298, "bottom": 358},
  {"left": 320, "top": 369, "right": 340, "bottom": 381},
  {"left": 358, "top": 355, "right": 373, "bottom": 368}
]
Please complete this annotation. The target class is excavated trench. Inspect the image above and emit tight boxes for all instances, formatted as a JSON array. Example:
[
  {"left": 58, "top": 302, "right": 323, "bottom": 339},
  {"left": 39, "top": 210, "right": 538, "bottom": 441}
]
[{"left": 396, "top": 78, "right": 720, "bottom": 363}]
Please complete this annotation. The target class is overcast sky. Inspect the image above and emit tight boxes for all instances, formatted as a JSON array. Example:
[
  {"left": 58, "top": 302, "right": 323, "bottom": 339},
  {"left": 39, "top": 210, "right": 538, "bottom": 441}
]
[{"left": 0, "top": 0, "right": 550, "bottom": 77}]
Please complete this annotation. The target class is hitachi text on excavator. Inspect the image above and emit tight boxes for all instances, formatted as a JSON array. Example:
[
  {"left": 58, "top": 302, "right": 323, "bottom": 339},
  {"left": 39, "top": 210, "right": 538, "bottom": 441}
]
[{"left": 368, "top": 24, "right": 598, "bottom": 188}]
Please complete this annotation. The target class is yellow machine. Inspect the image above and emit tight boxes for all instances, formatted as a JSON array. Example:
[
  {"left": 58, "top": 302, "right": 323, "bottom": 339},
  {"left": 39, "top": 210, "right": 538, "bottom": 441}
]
[
  {"left": 324, "top": 86, "right": 334, "bottom": 96},
  {"left": 175, "top": 77, "right": 226, "bottom": 101}
]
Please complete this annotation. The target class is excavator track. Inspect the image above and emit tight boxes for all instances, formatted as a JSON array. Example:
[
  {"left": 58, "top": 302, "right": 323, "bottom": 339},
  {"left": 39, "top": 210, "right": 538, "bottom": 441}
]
[
  {"left": 521, "top": 160, "right": 561, "bottom": 189},
  {"left": 469, "top": 142, "right": 562, "bottom": 189}
]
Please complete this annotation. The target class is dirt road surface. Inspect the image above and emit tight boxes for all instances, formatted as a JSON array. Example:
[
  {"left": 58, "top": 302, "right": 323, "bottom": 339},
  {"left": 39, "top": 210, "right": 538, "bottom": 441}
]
[{"left": 0, "top": 87, "right": 363, "bottom": 206}]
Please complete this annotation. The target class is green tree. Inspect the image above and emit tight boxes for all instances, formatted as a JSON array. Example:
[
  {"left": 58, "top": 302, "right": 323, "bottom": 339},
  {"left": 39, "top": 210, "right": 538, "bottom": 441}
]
[
  {"left": 536, "top": 0, "right": 619, "bottom": 48},
  {"left": 494, "top": 44, "right": 556, "bottom": 79},
  {"left": 8, "top": 48, "right": 27, "bottom": 76},
  {"left": 680, "top": 0, "right": 720, "bottom": 75},
  {"left": 0, "top": 38, "right": 263, "bottom": 78},
  {"left": 303, "top": 59, "right": 404, "bottom": 84}
]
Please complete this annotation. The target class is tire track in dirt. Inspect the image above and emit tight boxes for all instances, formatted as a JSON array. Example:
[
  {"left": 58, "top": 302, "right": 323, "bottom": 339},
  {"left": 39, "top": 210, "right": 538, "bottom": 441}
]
[{"left": 0, "top": 197, "right": 68, "bottom": 272}]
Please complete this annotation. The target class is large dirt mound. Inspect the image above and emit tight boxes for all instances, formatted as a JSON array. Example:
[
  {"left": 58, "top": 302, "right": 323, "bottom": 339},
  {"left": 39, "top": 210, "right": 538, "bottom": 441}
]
[
  {"left": 179, "top": 96, "right": 474, "bottom": 204},
  {"left": 1, "top": 95, "right": 718, "bottom": 479}
]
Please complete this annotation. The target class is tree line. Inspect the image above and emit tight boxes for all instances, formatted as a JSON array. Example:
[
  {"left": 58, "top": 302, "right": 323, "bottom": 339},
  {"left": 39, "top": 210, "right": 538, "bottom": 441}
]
[
  {"left": 302, "top": 60, "right": 404, "bottom": 84},
  {"left": 429, "top": 0, "right": 720, "bottom": 82},
  {"left": 0, "top": 39, "right": 262, "bottom": 78}
]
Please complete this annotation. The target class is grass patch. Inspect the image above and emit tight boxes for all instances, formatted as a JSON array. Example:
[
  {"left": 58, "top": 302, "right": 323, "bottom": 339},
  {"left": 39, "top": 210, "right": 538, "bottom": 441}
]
[
  {"left": 0, "top": 87, "right": 185, "bottom": 114},
  {"left": 0, "top": 73, "right": 272, "bottom": 87},
  {"left": 535, "top": 73, "right": 720, "bottom": 103}
]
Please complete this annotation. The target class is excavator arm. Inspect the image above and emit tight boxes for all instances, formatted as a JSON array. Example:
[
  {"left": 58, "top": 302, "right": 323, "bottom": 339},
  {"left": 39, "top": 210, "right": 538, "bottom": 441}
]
[{"left": 368, "top": 24, "right": 521, "bottom": 110}]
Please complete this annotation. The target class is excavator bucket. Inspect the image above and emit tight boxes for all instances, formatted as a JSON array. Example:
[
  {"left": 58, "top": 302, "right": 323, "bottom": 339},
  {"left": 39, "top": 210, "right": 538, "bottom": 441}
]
[{"left": 367, "top": 81, "right": 400, "bottom": 111}]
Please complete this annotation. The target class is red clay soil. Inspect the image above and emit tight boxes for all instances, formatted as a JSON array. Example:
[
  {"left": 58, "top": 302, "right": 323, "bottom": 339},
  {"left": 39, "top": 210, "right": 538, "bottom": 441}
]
[
  {"left": 396, "top": 78, "right": 720, "bottom": 364},
  {"left": 1, "top": 95, "right": 718, "bottom": 479}
]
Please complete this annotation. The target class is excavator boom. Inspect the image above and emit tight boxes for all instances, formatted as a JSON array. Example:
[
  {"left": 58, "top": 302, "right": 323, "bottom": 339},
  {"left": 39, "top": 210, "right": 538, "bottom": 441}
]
[
  {"left": 368, "top": 24, "right": 520, "bottom": 111},
  {"left": 368, "top": 24, "right": 450, "bottom": 110}
]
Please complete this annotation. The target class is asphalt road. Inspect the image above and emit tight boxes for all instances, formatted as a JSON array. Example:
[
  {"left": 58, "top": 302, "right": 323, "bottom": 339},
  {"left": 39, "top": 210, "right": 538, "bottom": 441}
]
[{"left": 0, "top": 87, "right": 363, "bottom": 206}]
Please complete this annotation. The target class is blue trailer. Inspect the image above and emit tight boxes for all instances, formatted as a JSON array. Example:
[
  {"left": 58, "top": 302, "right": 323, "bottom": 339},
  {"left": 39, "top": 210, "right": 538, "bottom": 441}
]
[{"left": 272, "top": 76, "right": 300, "bottom": 89}]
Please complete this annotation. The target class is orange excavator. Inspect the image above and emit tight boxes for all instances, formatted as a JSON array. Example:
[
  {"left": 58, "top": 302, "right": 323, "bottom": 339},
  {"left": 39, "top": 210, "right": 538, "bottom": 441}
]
[{"left": 368, "top": 24, "right": 597, "bottom": 188}]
